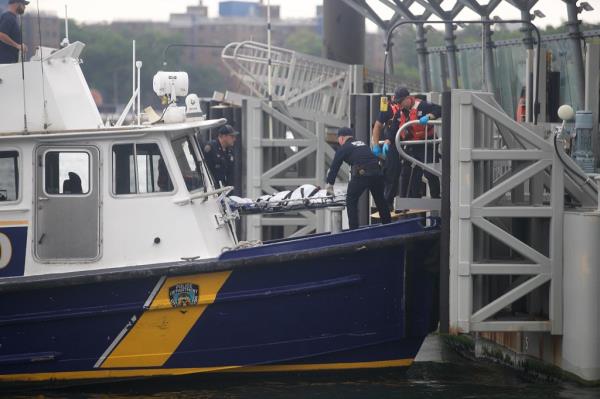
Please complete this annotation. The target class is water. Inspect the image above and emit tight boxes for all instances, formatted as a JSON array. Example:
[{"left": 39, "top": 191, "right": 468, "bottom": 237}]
[{"left": 4, "top": 336, "right": 599, "bottom": 399}]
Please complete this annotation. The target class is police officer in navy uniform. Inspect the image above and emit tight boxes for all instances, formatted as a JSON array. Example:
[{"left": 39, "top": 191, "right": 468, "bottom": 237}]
[
  {"left": 371, "top": 87, "right": 407, "bottom": 208},
  {"left": 0, "top": 0, "right": 28, "bottom": 65},
  {"left": 326, "top": 127, "right": 391, "bottom": 230},
  {"left": 203, "top": 124, "right": 238, "bottom": 188}
]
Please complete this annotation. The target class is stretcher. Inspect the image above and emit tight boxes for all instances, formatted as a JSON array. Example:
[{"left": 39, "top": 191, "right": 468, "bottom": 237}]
[{"left": 225, "top": 184, "right": 346, "bottom": 215}]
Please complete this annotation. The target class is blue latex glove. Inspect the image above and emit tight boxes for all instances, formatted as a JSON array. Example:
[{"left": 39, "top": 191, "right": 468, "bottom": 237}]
[
  {"left": 372, "top": 144, "right": 381, "bottom": 157},
  {"left": 419, "top": 115, "right": 430, "bottom": 125},
  {"left": 382, "top": 142, "right": 389, "bottom": 157}
]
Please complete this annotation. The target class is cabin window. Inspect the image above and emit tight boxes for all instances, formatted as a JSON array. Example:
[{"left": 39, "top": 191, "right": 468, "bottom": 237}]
[
  {"left": 0, "top": 151, "right": 19, "bottom": 202},
  {"left": 44, "top": 151, "right": 90, "bottom": 195},
  {"left": 112, "top": 143, "right": 173, "bottom": 195},
  {"left": 172, "top": 136, "right": 205, "bottom": 192}
]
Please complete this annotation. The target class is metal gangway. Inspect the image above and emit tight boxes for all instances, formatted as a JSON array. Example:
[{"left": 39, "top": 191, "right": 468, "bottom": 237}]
[
  {"left": 222, "top": 41, "right": 409, "bottom": 124},
  {"left": 222, "top": 41, "right": 410, "bottom": 239}
]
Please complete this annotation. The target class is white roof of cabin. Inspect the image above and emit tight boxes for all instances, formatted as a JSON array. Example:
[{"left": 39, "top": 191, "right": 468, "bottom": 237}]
[{"left": 0, "top": 42, "right": 103, "bottom": 134}]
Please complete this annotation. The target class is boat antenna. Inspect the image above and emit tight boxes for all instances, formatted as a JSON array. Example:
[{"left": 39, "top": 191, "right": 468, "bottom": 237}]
[
  {"left": 132, "top": 40, "right": 136, "bottom": 121},
  {"left": 61, "top": 4, "right": 70, "bottom": 47},
  {"left": 37, "top": 0, "right": 49, "bottom": 129},
  {"left": 267, "top": 0, "right": 273, "bottom": 140},
  {"left": 19, "top": 14, "right": 27, "bottom": 132}
]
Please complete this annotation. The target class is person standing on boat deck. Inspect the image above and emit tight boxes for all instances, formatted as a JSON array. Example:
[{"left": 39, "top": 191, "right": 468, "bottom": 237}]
[
  {"left": 203, "top": 124, "right": 238, "bottom": 189},
  {"left": 0, "top": 0, "right": 28, "bottom": 65},
  {"left": 326, "top": 127, "right": 391, "bottom": 230}
]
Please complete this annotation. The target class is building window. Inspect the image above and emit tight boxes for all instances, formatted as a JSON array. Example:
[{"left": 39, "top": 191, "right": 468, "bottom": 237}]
[
  {"left": 0, "top": 151, "right": 19, "bottom": 202},
  {"left": 112, "top": 143, "right": 173, "bottom": 195},
  {"left": 172, "top": 136, "right": 204, "bottom": 192},
  {"left": 44, "top": 151, "right": 90, "bottom": 195}
]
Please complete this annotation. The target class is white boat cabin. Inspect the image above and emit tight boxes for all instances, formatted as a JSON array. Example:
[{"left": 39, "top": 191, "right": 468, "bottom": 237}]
[{"left": 0, "top": 43, "right": 237, "bottom": 278}]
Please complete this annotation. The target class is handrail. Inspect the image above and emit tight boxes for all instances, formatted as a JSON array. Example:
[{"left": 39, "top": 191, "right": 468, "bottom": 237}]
[
  {"left": 173, "top": 186, "right": 234, "bottom": 206},
  {"left": 395, "top": 119, "right": 442, "bottom": 178}
]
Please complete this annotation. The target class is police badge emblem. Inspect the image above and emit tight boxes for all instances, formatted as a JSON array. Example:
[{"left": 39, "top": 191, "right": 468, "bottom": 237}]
[{"left": 169, "top": 283, "right": 199, "bottom": 308}]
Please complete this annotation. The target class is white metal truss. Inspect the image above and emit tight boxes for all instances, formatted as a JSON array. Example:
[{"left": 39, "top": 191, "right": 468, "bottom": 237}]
[
  {"left": 240, "top": 96, "right": 347, "bottom": 240},
  {"left": 222, "top": 41, "right": 411, "bottom": 239},
  {"left": 449, "top": 90, "right": 597, "bottom": 335}
]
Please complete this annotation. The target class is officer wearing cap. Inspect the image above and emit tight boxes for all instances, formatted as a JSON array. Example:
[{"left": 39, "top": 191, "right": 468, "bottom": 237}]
[
  {"left": 203, "top": 124, "right": 238, "bottom": 188},
  {"left": 371, "top": 86, "right": 410, "bottom": 208},
  {"left": 372, "top": 86, "right": 441, "bottom": 202},
  {"left": 0, "top": 0, "right": 29, "bottom": 65},
  {"left": 326, "top": 127, "right": 391, "bottom": 230}
]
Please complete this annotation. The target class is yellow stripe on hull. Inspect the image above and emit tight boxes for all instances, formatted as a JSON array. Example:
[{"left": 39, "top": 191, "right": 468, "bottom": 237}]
[
  {"left": 0, "top": 221, "right": 28, "bottom": 227},
  {"left": 0, "top": 359, "right": 414, "bottom": 382},
  {"left": 101, "top": 271, "right": 231, "bottom": 368}
]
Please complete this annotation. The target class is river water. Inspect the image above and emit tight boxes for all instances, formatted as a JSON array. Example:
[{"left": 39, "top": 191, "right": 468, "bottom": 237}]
[{"left": 4, "top": 336, "right": 599, "bottom": 398}]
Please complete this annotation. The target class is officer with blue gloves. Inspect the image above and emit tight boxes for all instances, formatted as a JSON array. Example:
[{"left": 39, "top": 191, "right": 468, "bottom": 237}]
[
  {"left": 371, "top": 87, "right": 410, "bottom": 208},
  {"left": 326, "top": 127, "right": 391, "bottom": 230},
  {"left": 372, "top": 87, "right": 442, "bottom": 204}
]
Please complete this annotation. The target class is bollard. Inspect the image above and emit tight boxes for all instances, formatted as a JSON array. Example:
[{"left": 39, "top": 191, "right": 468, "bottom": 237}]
[{"left": 329, "top": 206, "right": 345, "bottom": 234}]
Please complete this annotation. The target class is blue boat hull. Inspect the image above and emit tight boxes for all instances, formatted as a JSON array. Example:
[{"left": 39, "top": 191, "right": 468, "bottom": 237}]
[{"left": 0, "top": 219, "right": 439, "bottom": 384}]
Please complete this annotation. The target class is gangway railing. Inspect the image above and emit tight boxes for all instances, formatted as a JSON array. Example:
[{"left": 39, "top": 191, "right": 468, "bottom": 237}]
[
  {"left": 387, "top": 119, "right": 443, "bottom": 211},
  {"left": 222, "top": 41, "right": 413, "bottom": 124},
  {"left": 395, "top": 119, "right": 442, "bottom": 177},
  {"left": 222, "top": 41, "right": 352, "bottom": 123}
]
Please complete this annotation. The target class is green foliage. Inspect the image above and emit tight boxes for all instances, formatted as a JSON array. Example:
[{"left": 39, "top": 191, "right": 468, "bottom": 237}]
[
  {"left": 392, "top": 62, "right": 420, "bottom": 87},
  {"left": 70, "top": 22, "right": 226, "bottom": 107},
  {"left": 284, "top": 29, "right": 323, "bottom": 57}
]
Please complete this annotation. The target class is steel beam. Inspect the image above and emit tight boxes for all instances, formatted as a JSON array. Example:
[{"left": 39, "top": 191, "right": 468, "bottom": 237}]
[
  {"left": 585, "top": 43, "right": 600, "bottom": 171},
  {"left": 471, "top": 263, "right": 543, "bottom": 275},
  {"left": 471, "top": 321, "right": 551, "bottom": 332},
  {"left": 389, "top": 0, "right": 432, "bottom": 91},
  {"left": 563, "top": 0, "right": 586, "bottom": 109},
  {"left": 413, "top": 0, "right": 464, "bottom": 89},
  {"left": 450, "top": 90, "right": 564, "bottom": 334},
  {"left": 471, "top": 274, "right": 550, "bottom": 322},
  {"left": 472, "top": 217, "right": 551, "bottom": 268}
]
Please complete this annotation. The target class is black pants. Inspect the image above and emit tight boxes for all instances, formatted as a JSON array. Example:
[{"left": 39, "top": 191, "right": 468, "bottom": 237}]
[
  {"left": 383, "top": 144, "right": 401, "bottom": 207},
  {"left": 346, "top": 175, "right": 391, "bottom": 230},
  {"left": 400, "top": 144, "right": 440, "bottom": 198}
]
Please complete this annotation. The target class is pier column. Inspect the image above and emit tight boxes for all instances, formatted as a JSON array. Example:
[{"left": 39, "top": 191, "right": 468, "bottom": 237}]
[
  {"left": 323, "top": 0, "right": 365, "bottom": 65},
  {"left": 564, "top": 0, "right": 586, "bottom": 109},
  {"left": 444, "top": 23, "right": 459, "bottom": 89},
  {"left": 416, "top": 24, "right": 431, "bottom": 92}
]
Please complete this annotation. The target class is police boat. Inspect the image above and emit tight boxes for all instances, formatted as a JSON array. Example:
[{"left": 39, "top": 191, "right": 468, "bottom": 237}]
[{"left": 0, "top": 42, "right": 440, "bottom": 385}]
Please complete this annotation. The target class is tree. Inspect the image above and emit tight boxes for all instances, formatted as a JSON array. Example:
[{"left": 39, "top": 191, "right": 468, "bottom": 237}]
[
  {"left": 69, "top": 22, "right": 235, "bottom": 108},
  {"left": 284, "top": 29, "right": 322, "bottom": 57}
]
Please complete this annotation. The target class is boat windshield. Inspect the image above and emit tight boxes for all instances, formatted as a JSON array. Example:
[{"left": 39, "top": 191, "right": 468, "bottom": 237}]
[{"left": 171, "top": 136, "right": 205, "bottom": 192}]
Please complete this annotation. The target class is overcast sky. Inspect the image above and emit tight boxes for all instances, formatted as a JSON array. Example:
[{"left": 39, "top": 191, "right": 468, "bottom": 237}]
[{"left": 34, "top": 0, "right": 600, "bottom": 29}]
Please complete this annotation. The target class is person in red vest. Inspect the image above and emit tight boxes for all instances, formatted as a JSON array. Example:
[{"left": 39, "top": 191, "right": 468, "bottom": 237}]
[
  {"left": 516, "top": 86, "right": 526, "bottom": 122},
  {"left": 395, "top": 88, "right": 441, "bottom": 199},
  {"left": 371, "top": 87, "right": 407, "bottom": 208}
]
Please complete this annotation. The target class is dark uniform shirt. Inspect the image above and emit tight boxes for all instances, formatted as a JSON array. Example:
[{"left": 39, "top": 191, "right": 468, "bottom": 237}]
[
  {"left": 203, "top": 139, "right": 235, "bottom": 187},
  {"left": 0, "top": 11, "right": 20, "bottom": 64},
  {"left": 327, "top": 138, "right": 380, "bottom": 185},
  {"left": 377, "top": 98, "right": 442, "bottom": 142}
]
